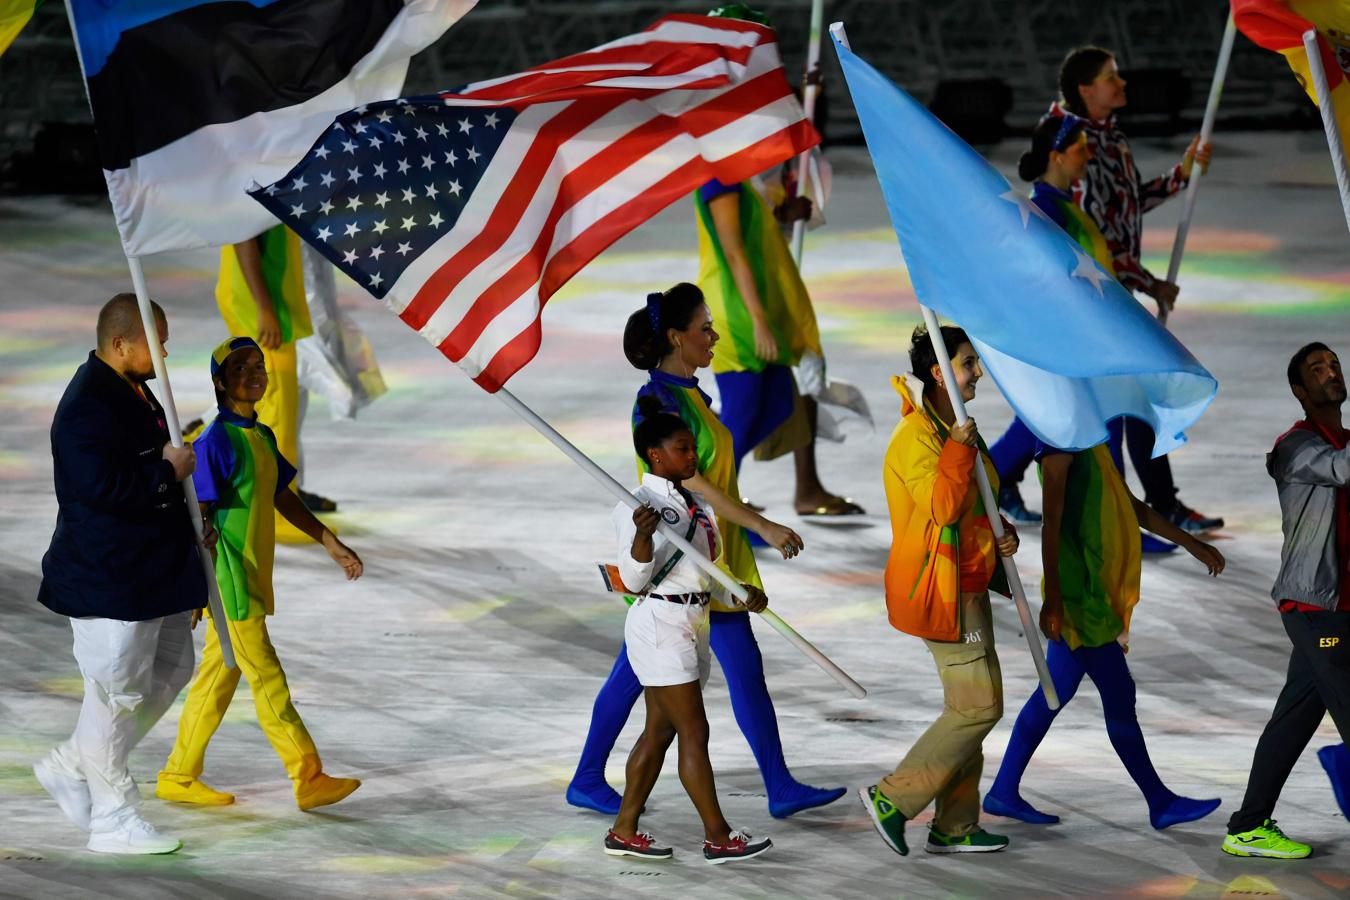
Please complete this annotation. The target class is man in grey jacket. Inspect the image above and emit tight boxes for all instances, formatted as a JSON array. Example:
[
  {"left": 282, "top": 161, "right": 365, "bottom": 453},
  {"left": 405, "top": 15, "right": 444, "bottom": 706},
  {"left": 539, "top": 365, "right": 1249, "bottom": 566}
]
[{"left": 1222, "top": 342, "right": 1350, "bottom": 860}]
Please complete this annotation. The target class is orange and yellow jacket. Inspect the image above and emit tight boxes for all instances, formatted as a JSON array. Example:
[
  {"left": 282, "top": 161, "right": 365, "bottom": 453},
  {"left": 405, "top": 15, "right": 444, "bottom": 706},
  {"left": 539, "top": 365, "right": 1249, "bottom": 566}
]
[{"left": 882, "top": 374, "right": 1007, "bottom": 641}]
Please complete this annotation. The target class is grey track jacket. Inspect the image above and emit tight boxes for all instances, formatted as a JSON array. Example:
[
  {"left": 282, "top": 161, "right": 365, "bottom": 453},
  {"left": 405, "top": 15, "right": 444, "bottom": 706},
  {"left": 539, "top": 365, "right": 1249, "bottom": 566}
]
[{"left": 1269, "top": 424, "right": 1350, "bottom": 610}]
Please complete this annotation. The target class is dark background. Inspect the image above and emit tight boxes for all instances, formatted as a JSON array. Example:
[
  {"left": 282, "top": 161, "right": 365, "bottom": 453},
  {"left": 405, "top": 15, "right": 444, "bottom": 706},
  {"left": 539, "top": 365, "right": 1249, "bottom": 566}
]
[{"left": 0, "top": 0, "right": 1310, "bottom": 193}]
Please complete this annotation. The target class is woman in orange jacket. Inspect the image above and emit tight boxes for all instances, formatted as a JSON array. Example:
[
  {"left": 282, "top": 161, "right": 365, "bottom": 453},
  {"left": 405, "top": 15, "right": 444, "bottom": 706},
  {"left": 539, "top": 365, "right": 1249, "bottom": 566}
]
[{"left": 859, "top": 324, "right": 1020, "bottom": 857}]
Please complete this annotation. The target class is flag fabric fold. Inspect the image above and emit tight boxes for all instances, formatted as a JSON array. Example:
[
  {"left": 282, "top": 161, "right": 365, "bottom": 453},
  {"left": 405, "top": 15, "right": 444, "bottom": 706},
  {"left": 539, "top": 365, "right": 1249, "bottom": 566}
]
[
  {"left": 0, "top": 0, "right": 41, "bottom": 58},
  {"left": 1233, "top": 0, "right": 1350, "bottom": 152},
  {"left": 833, "top": 35, "right": 1216, "bottom": 455},
  {"left": 250, "top": 14, "right": 819, "bottom": 392},
  {"left": 67, "top": 0, "right": 476, "bottom": 256}
]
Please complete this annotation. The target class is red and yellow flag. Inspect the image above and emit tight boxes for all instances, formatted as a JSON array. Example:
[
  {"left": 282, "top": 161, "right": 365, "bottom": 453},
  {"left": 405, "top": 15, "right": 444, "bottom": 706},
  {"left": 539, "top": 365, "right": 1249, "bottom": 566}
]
[
  {"left": 0, "top": 0, "right": 40, "bottom": 58},
  {"left": 1234, "top": 0, "right": 1350, "bottom": 144}
]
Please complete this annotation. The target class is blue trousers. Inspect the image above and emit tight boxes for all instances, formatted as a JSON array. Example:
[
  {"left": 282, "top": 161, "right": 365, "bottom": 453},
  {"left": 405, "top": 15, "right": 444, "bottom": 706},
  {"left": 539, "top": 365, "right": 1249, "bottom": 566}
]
[
  {"left": 714, "top": 366, "right": 796, "bottom": 469},
  {"left": 990, "top": 416, "right": 1037, "bottom": 490},
  {"left": 573, "top": 610, "right": 796, "bottom": 797},
  {"left": 989, "top": 638, "right": 1172, "bottom": 809}
]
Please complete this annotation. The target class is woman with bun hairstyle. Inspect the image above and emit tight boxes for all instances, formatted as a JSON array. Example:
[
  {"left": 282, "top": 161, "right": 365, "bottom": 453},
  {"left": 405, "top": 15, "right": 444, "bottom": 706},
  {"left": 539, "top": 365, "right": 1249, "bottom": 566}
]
[
  {"left": 567, "top": 283, "right": 846, "bottom": 820},
  {"left": 602, "top": 405, "right": 773, "bottom": 864},
  {"left": 992, "top": 113, "right": 1177, "bottom": 555}
]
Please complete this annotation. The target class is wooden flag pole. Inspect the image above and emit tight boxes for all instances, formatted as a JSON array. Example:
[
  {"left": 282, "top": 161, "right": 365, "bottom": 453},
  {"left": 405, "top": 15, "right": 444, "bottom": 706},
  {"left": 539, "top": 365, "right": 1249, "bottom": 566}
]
[
  {"left": 1304, "top": 28, "right": 1350, "bottom": 238},
  {"left": 1160, "top": 13, "right": 1237, "bottom": 326},
  {"left": 831, "top": 21, "right": 1058, "bottom": 708},
  {"left": 64, "top": 3, "right": 235, "bottom": 667},
  {"left": 494, "top": 386, "right": 867, "bottom": 699}
]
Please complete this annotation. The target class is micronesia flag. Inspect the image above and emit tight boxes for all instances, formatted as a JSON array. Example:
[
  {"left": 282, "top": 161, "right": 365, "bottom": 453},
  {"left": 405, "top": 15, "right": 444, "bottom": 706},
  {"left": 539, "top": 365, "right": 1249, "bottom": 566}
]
[
  {"left": 833, "top": 34, "right": 1216, "bottom": 455},
  {"left": 67, "top": 0, "right": 476, "bottom": 256},
  {"left": 251, "top": 15, "right": 818, "bottom": 392}
]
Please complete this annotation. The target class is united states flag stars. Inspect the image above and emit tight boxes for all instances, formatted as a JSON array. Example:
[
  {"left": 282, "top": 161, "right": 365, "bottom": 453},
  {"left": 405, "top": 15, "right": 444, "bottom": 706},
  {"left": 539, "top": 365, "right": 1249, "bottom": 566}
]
[{"left": 251, "top": 99, "right": 516, "bottom": 299}]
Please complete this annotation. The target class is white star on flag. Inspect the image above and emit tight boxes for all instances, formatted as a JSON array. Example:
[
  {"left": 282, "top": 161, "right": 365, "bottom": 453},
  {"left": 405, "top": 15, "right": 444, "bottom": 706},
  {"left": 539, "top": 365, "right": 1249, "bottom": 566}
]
[
  {"left": 484, "top": 111, "right": 500, "bottom": 128},
  {"left": 1070, "top": 247, "right": 1109, "bottom": 296},
  {"left": 344, "top": 222, "right": 361, "bottom": 237},
  {"left": 319, "top": 199, "right": 333, "bottom": 215},
  {"left": 316, "top": 226, "right": 332, "bottom": 241},
  {"left": 374, "top": 192, "right": 390, "bottom": 208},
  {"left": 319, "top": 171, "right": 335, "bottom": 188},
  {"left": 458, "top": 117, "right": 473, "bottom": 134},
  {"left": 342, "top": 249, "right": 358, "bottom": 264}
]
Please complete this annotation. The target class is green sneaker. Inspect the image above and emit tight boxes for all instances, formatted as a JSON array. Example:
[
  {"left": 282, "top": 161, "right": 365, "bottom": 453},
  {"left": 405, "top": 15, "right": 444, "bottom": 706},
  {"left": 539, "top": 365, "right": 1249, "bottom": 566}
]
[
  {"left": 925, "top": 827, "right": 1010, "bottom": 854},
  {"left": 859, "top": 785, "right": 907, "bottom": 856},
  {"left": 1221, "top": 820, "right": 1312, "bottom": 859}
]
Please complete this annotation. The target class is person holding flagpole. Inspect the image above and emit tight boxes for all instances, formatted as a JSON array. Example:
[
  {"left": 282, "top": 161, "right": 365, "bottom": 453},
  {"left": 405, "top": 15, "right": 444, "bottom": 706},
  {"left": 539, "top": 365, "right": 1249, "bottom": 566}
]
[
  {"left": 568, "top": 282, "right": 846, "bottom": 820},
  {"left": 694, "top": 3, "right": 863, "bottom": 520},
  {"left": 1047, "top": 45, "right": 1223, "bottom": 538},
  {"left": 858, "top": 324, "right": 1017, "bottom": 857},
  {"left": 603, "top": 402, "right": 773, "bottom": 864},
  {"left": 33, "top": 294, "right": 210, "bottom": 855}
]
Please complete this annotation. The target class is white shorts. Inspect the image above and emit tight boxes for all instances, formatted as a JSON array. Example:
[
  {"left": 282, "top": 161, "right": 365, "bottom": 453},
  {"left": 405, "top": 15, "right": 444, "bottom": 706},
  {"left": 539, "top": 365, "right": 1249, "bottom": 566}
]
[{"left": 624, "top": 595, "right": 711, "bottom": 688}]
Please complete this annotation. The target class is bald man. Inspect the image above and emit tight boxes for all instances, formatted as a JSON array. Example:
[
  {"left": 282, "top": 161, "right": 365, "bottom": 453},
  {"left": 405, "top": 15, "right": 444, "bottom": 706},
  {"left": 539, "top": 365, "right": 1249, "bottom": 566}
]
[{"left": 33, "top": 293, "right": 209, "bottom": 855}]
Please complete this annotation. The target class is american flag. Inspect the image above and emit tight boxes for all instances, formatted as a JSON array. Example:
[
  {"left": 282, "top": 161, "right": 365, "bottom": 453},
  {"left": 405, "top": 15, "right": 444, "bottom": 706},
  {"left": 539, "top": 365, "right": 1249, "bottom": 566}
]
[{"left": 250, "top": 14, "right": 818, "bottom": 392}]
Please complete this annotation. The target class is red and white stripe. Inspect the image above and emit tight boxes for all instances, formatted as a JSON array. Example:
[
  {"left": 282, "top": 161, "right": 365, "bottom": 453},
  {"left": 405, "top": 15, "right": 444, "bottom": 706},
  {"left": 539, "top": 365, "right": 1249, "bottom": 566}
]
[{"left": 382, "top": 14, "right": 818, "bottom": 391}]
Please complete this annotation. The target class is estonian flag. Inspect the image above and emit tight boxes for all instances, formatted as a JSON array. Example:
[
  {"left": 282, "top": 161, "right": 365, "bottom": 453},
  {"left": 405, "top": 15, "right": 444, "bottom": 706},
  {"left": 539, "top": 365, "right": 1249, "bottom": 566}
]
[{"left": 68, "top": 0, "right": 476, "bottom": 256}]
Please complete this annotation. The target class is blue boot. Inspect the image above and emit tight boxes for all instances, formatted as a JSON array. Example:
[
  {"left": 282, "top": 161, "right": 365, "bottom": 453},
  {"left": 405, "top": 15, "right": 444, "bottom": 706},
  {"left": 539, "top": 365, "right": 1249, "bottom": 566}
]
[
  {"left": 565, "top": 781, "right": 622, "bottom": 815},
  {"left": 982, "top": 791, "right": 1060, "bottom": 824},
  {"left": 1149, "top": 794, "right": 1221, "bottom": 830},
  {"left": 768, "top": 783, "right": 847, "bottom": 819}
]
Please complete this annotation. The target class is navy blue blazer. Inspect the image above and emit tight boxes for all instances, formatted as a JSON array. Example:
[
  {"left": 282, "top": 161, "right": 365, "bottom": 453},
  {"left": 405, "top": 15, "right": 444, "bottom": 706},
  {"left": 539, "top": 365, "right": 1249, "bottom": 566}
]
[{"left": 38, "top": 352, "right": 206, "bottom": 620}]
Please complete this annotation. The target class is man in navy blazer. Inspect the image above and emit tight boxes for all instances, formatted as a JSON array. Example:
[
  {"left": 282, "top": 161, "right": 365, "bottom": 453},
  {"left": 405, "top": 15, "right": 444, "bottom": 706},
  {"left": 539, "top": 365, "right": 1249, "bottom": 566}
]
[{"left": 33, "top": 293, "right": 210, "bottom": 856}]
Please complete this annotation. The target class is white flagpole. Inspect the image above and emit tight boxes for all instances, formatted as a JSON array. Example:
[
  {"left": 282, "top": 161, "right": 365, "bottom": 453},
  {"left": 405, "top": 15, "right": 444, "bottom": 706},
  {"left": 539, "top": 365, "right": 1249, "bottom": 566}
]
[
  {"left": 494, "top": 387, "right": 867, "bottom": 699},
  {"left": 125, "top": 258, "right": 236, "bottom": 668},
  {"left": 1304, "top": 28, "right": 1350, "bottom": 238},
  {"left": 790, "top": 0, "right": 825, "bottom": 265},
  {"left": 1160, "top": 13, "right": 1237, "bottom": 326},
  {"left": 64, "top": 4, "right": 235, "bottom": 667},
  {"left": 831, "top": 21, "right": 1058, "bottom": 708}
]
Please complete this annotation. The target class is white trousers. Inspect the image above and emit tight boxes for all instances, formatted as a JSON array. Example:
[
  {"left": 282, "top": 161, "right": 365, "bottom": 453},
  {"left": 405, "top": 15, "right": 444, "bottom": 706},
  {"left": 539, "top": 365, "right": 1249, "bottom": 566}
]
[{"left": 47, "top": 613, "right": 194, "bottom": 832}]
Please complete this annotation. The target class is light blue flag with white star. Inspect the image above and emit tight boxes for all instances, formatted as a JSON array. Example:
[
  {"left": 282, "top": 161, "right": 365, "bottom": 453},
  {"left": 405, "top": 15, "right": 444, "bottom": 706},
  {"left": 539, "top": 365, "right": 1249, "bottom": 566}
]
[{"left": 833, "top": 35, "right": 1216, "bottom": 455}]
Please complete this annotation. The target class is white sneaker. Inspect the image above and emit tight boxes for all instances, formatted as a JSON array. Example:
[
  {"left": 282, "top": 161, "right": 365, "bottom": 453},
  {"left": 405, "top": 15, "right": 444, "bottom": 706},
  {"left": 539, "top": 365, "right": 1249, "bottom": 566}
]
[
  {"left": 33, "top": 757, "right": 91, "bottom": 831},
  {"left": 87, "top": 815, "right": 182, "bottom": 855}
]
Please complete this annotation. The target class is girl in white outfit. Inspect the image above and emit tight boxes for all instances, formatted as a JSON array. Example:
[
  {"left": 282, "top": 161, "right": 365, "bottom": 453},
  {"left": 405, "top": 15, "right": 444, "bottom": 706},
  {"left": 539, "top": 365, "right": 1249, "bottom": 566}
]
[{"left": 603, "top": 399, "right": 774, "bottom": 865}]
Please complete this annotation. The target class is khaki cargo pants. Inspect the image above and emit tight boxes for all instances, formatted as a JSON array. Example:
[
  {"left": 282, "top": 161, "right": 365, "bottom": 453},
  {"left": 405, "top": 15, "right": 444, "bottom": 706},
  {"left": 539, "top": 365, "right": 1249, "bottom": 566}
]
[{"left": 880, "top": 591, "right": 1003, "bottom": 837}]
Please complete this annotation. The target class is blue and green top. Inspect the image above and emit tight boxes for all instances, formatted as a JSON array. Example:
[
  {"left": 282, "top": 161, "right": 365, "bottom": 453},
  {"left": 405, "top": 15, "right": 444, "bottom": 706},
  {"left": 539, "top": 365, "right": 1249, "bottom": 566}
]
[{"left": 193, "top": 407, "right": 297, "bottom": 620}]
